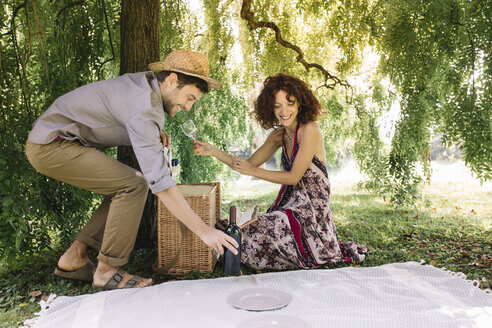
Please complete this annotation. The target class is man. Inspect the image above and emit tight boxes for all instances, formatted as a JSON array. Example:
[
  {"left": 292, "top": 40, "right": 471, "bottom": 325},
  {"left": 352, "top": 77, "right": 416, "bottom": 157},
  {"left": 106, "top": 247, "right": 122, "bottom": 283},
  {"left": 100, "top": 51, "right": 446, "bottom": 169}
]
[{"left": 25, "top": 50, "right": 238, "bottom": 289}]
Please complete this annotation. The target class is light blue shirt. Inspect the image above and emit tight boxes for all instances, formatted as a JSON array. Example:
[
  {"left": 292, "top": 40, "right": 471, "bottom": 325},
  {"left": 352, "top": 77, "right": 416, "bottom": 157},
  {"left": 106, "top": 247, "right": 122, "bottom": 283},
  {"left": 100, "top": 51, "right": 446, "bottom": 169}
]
[{"left": 28, "top": 71, "right": 176, "bottom": 194}]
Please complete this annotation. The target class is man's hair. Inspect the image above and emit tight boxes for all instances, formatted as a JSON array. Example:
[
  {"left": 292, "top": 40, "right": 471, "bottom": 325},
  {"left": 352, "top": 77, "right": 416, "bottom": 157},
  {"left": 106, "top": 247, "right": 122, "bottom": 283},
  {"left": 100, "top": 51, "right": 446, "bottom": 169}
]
[
  {"left": 156, "top": 70, "right": 209, "bottom": 93},
  {"left": 253, "top": 73, "right": 322, "bottom": 130}
]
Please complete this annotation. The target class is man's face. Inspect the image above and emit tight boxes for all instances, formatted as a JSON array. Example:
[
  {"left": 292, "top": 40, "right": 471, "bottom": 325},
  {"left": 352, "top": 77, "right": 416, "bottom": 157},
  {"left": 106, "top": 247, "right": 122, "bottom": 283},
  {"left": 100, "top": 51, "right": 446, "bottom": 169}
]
[{"left": 160, "top": 75, "right": 202, "bottom": 116}]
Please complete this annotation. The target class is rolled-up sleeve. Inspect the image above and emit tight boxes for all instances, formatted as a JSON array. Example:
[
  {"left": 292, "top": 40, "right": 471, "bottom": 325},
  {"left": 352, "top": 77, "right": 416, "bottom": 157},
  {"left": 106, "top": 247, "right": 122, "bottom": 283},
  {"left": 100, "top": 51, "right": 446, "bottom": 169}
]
[{"left": 125, "top": 109, "right": 176, "bottom": 194}]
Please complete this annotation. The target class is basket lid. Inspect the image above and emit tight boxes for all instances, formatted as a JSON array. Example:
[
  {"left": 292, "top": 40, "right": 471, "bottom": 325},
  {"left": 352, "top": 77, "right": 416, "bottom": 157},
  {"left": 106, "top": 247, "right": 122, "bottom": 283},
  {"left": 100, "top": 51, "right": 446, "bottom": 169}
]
[{"left": 177, "top": 184, "right": 216, "bottom": 195}]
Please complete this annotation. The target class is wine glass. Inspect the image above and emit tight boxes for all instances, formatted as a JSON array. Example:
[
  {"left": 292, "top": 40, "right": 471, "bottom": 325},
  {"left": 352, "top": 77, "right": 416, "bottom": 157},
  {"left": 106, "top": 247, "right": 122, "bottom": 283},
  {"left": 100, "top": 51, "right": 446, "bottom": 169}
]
[
  {"left": 228, "top": 143, "right": 240, "bottom": 156},
  {"left": 227, "top": 140, "right": 243, "bottom": 157},
  {"left": 181, "top": 120, "right": 197, "bottom": 141}
]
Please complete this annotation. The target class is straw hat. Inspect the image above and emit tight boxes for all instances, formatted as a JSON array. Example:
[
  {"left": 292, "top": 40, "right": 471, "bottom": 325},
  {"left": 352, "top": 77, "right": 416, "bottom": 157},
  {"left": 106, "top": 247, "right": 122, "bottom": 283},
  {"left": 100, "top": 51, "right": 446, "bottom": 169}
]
[{"left": 148, "top": 50, "right": 222, "bottom": 89}]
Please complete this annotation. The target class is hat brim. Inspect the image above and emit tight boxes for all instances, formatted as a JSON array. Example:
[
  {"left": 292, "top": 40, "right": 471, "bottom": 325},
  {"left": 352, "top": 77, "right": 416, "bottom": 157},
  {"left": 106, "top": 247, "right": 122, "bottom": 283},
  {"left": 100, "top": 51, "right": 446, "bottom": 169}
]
[{"left": 148, "top": 62, "right": 222, "bottom": 89}]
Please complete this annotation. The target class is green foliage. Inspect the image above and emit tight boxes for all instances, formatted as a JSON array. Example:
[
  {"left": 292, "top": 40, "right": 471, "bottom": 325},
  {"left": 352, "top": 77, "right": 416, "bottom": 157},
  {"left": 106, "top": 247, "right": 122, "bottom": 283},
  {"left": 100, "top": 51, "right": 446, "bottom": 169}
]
[
  {"left": 0, "top": 0, "right": 120, "bottom": 263},
  {"left": 166, "top": 88, "right": 251, "bottom": 183},
  {"left": 373, "top": 0, "right": 492, "bottom": 196},
  {"left": 352, "top": 113, "right": 388, "bottom": 192},
  {"left": 317, "top": 93, "right": 353, "bottom": 165},
  {"left": 345, "top": 0, "right": 491, "bottom": 204},
  {"left": 160, "top": 0, "right": 253, "bottom": 183}
]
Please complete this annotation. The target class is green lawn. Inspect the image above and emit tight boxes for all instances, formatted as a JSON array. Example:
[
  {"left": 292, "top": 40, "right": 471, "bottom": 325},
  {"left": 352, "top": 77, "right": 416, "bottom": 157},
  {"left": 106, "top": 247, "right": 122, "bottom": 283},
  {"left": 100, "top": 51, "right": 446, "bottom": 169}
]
[{"left": 1, "top": 163, "right": 491, "bottom": 327}]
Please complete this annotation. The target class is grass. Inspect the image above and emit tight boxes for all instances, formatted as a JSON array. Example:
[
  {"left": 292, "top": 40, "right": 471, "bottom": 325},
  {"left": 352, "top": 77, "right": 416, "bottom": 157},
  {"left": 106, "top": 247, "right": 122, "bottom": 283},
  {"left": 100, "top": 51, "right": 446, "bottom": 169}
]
[{"left": 1, "top": 161, "right": 491, "bottom": 327}]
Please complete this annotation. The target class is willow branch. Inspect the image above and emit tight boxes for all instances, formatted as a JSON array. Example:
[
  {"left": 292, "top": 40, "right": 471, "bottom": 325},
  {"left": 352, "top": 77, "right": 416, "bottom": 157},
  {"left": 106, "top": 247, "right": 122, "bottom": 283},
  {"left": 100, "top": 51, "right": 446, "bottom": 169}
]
[
  {"left": 240, "top": 0, "right": 350, "bottom": 90},
  {"left": 450, "top": 0, "right": 475, "bottom": 100},
  {"left": 23, "top": 0, "right": 33, "bottom": 66},
  {"left": 467, "top": 29, "right": 476, "bottom": 98},
  {"left": 450, "top": 0, "right": 465, "bottom": 27},
  {"left": 353, "top": 102, "right": 372, "bottom": 120},
  {"left": 56, "top": 0, "right": 85, "bottom": 25},
  {"left": 12, "top": 1, "right": 27, "bottom": 20},
  {"left": 0, "top": 43, "right": 3, "bottom": 85},
  {"left": 10, "top": 1, "right": 31, "bottom": 124},
  {"left": 30, "top": 0, "right": 52, "bottom": 101},
  {"left": 21, "top": 2, "right": 34, "bottom": 122},
  {"left": 97, "top": 0, "right": 115, "bottom": 79}
]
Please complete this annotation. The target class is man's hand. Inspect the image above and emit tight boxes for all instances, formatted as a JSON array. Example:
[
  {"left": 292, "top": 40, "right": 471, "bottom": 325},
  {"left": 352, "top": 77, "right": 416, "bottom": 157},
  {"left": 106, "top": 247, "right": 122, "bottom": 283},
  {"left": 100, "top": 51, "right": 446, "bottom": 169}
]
[
  {"left": 198, "top": 226, "right": 239, "bottom": 256},
  {"left": 160, "top": 131, "right": 171, "bottom": 148},
  {"left": 156, "top": 186, "right": 239, "bottom": 257}
]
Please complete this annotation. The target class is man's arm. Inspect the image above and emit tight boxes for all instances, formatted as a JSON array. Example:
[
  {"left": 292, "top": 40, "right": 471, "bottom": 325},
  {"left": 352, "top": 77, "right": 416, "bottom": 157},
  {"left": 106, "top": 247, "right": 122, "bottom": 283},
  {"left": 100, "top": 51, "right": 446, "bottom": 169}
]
[{"left": 156, "top": 186, "right": 238, "bottom": 255}]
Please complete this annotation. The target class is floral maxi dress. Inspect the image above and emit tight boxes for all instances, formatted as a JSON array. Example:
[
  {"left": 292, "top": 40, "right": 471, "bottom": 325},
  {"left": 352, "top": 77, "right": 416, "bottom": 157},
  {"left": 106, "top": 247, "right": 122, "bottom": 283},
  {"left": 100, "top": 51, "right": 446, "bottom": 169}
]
[{"left": 240, "top": 126, "right": 367, "bottom": 270}]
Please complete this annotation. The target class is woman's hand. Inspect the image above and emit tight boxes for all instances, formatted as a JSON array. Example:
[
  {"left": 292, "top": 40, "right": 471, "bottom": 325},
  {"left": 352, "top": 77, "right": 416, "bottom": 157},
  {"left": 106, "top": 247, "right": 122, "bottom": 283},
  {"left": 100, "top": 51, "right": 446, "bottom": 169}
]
[
  {"left": 193, "top": 140, "right": 213, "bottom": 156},
  {"left": 232, "top": 157, "right": 256, "bottom": 176}
]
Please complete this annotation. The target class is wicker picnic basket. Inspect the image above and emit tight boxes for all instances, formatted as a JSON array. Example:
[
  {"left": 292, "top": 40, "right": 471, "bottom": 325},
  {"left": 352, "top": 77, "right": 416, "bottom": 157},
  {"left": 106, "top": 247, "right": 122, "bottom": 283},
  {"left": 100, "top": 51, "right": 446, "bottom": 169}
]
[{"left": 154, "top": 182, "right": 220, "bottom": 275}]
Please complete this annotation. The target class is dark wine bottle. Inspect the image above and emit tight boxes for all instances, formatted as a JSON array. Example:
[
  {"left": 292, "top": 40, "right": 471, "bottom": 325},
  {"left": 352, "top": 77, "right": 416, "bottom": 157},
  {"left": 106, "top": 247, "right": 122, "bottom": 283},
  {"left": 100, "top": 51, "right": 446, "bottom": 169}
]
[{"left": 224, "top": 205, "right": 241, "bottom": 276}]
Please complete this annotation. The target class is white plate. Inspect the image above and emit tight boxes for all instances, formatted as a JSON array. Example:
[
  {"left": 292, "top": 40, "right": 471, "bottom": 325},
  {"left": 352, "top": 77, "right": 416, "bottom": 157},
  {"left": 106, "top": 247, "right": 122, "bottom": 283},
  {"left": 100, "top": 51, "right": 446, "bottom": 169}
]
[
  {"left": 237, "top": 314, "right": 310, "bottom": 328},
  {"left": 227, "top": 288, "right": 292, "bottom": 311}
]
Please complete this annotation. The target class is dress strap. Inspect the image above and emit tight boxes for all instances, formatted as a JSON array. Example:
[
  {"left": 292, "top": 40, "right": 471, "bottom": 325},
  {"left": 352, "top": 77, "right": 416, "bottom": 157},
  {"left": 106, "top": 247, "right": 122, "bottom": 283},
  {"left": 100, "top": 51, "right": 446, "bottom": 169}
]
[
  {"left": 291, "top": 122, "right": 300, "bottom": 158},
  {"left": 282, "top": 128, "right": 287, "bottom": 151}
]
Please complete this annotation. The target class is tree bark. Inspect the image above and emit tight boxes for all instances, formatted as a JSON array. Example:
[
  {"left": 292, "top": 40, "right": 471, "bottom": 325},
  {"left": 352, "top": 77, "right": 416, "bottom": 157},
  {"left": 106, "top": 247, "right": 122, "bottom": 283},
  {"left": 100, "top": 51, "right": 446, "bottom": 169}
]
[{"left": 118, "top": 0, "right": 160, "bottom": 248}]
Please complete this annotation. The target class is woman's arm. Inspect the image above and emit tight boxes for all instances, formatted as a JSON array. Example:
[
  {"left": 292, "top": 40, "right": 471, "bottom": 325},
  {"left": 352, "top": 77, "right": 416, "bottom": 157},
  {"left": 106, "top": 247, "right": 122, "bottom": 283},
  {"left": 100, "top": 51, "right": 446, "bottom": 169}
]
[
  {"left": 246, "top": 129, "right": 283, "bottom": 167},
  {"left": 193, "top": 140, "right": 235, "bottom": 167},
  {"left": 233, "top": 122, "right": 321, "bottom": 185},
  {"left": 193, "top": 128, "right": 283, "bottom": 167}
]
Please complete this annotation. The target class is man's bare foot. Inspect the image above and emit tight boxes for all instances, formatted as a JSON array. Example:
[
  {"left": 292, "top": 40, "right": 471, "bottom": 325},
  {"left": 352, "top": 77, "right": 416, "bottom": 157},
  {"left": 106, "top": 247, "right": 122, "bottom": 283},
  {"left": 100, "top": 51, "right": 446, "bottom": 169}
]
[
  {"left": 93, "top": 261, "right": 153, "bottom": 289},
  {"left": 58, "top": 240, "right": 92, "bottom": 272}
]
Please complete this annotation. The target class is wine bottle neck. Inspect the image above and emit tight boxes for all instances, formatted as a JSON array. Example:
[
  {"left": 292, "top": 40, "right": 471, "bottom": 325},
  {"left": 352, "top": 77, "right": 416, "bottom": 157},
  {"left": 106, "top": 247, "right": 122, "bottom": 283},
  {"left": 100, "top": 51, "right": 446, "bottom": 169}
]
[{"left": 229, "top": 206, "right": 236, "bottom": 224}]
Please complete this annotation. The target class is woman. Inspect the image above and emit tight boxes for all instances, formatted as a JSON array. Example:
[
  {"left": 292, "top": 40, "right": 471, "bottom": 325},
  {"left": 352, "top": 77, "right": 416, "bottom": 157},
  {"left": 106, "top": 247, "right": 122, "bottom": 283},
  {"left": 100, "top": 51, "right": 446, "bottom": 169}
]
[{"left": 193, "top": 73, "right": 366, "bottom": 270}]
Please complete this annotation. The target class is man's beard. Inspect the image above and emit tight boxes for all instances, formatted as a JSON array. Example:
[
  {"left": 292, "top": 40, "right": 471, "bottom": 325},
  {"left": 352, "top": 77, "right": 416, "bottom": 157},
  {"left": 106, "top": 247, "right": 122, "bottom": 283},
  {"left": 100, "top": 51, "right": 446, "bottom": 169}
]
[{"left": 162, "top": 99, "right": 173, "bottom": 115}]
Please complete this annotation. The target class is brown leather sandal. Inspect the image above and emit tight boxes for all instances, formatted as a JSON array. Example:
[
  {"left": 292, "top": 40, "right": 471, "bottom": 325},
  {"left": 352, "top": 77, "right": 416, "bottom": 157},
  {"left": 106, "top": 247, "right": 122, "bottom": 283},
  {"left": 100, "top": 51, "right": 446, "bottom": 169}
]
[
  {"left": 101, "top": 268, "right": 146, "bottom": 290},
  {"left": 54, "top": 260, "right": 95, "bottom": 283}
]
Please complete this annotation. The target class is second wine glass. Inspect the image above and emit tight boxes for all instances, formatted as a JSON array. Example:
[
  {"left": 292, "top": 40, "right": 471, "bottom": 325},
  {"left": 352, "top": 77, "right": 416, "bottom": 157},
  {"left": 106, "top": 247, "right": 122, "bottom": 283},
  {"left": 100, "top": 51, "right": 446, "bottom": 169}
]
[
  {"left": 228, "top": 143, "right": 240, "bottom": 156},
  {"left": 227, "top": 138, "right": 246, "bottom": 157}
]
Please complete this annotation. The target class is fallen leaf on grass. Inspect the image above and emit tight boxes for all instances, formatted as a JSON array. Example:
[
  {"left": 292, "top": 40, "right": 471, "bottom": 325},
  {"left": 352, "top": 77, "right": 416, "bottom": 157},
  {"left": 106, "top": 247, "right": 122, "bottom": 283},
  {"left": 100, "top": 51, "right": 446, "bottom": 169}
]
[
  {"left": 429, "top": 260, "right": 437, "bottom": 266},
  {"left": 481, "top": 255, "right": 492, "bottom": 262},
  {"left": 29, "top": 290, "right": 42, "bottom": 297},
  {"left": 468, "top": 262, "right": 486, "bottom": 268}
]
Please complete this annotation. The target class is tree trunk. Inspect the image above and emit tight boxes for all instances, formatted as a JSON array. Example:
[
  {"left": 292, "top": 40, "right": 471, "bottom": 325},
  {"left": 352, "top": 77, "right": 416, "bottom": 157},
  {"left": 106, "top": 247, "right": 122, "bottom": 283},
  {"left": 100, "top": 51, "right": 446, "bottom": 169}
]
[{"left": 118, "top": 0, "right": 160, "bottom": 248}]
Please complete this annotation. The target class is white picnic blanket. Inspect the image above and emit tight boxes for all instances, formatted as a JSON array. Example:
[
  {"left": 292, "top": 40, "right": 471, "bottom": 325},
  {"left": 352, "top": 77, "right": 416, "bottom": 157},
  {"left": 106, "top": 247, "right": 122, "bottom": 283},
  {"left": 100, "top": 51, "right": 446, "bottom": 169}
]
[{"left": 31, "top": 262, "right": 492, "bottom": 328}]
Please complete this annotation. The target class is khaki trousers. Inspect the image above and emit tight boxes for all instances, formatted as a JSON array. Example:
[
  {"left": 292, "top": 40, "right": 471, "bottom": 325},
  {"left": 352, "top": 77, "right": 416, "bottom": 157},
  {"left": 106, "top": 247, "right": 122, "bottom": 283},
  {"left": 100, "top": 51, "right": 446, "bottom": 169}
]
[{"left": 25, "top": 139, "right": 148, "bottom": 266}]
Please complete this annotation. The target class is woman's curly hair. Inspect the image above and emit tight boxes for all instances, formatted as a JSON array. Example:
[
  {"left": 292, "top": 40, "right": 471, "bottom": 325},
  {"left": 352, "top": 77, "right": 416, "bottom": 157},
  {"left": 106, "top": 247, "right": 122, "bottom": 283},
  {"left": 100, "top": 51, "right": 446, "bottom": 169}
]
[{"left": 253, "top": 73, "right": 322, "bottom": 130}]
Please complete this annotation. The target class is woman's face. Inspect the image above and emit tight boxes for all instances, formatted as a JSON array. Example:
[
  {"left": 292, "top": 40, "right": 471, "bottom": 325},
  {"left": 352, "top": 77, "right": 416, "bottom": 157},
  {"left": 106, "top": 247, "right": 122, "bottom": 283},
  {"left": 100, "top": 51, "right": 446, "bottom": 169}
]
[{"left": 273, "top": 90, "right": 299, "bottom": 128}]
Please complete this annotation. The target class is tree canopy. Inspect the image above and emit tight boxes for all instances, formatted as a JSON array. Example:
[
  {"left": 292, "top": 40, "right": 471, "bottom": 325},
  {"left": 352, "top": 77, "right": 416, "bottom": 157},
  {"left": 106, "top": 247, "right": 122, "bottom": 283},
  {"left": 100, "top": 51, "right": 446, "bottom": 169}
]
[{"left": 0, "top": 0, "right": 490, "bottom": 260}]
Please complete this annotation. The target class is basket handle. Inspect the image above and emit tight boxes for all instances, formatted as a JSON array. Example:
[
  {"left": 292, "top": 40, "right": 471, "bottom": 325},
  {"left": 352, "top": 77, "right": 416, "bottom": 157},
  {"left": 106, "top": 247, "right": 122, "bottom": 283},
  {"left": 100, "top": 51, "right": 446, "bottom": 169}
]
[{"left": 153, "top": 220, "right": 187, "bottom": 275}]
